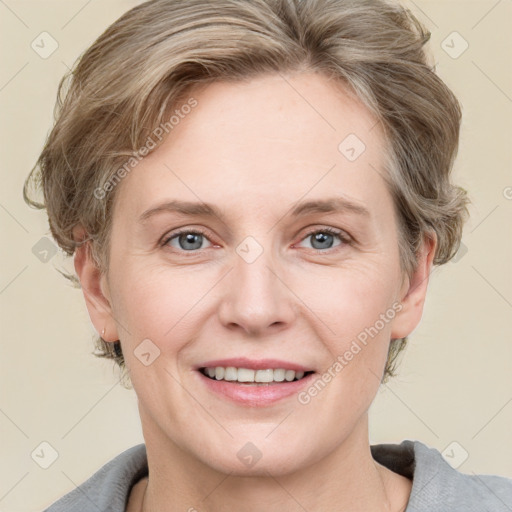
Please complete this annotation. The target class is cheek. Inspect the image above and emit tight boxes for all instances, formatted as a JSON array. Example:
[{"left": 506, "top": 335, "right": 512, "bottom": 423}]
[
  {"left": 294, "top": 259, "right": 401, "bottom": 403},
  {"left": 114, "top": 278, "right": 172, "bottom": 335},
  {"left": 108, "top": 263, "right": 205, "bottom": 411},
  {"left": 294, "top": 267, "right": 397, "bottom": 426},
  {"left": 109, "top": 261, "right": 218, "bottom": 349},
  {"left": 109, "top": 236, "right": 401, "bottom": 359},
  {"left": 297, "top": 258, "right": 400, "bottom": 338}
]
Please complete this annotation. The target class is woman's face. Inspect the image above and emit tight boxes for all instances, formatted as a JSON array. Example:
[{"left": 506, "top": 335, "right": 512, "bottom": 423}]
[{"left": 84, "top": 72, "right": 432, "bottom": 475}]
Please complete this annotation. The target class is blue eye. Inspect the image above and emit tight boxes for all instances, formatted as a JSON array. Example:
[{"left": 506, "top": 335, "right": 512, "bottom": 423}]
[
  {"left": 298, "top": 228, "right": 349, "bottom": 251},
  {"left": 163, "top": 230, "right": 212, "bottom": 251},
  {"left": 161, "top": 226, "right": 350, "bottom": 255}
]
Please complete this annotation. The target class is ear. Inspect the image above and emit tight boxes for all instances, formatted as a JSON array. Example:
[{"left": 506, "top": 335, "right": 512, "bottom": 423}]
[
  {"left": 73, "top": 225, "right": 119, "bottom": 342},
  {"left": 390, "top": 232, "right": 437, "bottom": 339}
]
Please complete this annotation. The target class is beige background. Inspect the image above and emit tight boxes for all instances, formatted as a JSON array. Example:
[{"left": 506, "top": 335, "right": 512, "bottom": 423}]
[{"left": 1, "top": 1, "right": 511, "bottom": 510}]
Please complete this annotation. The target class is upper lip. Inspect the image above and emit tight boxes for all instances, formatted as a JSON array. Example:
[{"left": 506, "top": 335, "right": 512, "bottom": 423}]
[{"left": 196, "top": 357, "right": 314, "bottom": 372}]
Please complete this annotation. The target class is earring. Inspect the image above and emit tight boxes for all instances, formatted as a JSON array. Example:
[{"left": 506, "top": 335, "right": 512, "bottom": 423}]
[{"left": 101, "top": 327, "right": 106, "bottom": 337}]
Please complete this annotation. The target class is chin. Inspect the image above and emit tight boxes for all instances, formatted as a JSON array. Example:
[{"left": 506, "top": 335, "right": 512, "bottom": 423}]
[
  {"left": 202, "top": 450, "right": 307, "bottom": 477},
  {"left": 188, "top": 432, "right": 323, "bottom": 478}
]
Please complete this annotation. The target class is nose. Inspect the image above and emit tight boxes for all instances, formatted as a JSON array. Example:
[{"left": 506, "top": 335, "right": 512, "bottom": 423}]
[{"left": 217, "top": 240, "right": 296, "bottom": 336}]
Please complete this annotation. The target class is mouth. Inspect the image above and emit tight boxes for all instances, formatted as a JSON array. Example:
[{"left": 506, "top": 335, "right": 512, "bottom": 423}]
[
  {"left": 199, "top": 366, "right": 315, "bottom": 385},
  {"left": 194, "top": 357, "right": 317, "bottom": 408},
  {"left": 195, "top": 359, "right": 317, "bottom": 406}
]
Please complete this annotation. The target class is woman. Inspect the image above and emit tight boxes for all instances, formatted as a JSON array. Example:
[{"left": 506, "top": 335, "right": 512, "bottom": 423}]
[{"left": 24, "top": 0, "right": 512, "bottom": 510}]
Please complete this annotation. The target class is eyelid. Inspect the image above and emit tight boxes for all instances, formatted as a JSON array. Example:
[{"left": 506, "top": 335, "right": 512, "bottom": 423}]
[
  {"left": 294, "top": 225, "right": 352, "bottom": 249},
  {"left": 160, "top": 226, "right": 217, "bottom": 249},
  {"left": 297, "top": 222, "right": 351, "bottom": 238},
  {"left": 160, "top": 225, "right": 352, "bottom": 254}
]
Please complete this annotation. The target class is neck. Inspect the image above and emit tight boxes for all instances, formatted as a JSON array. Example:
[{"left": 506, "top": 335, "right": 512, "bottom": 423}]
[{"left": 136, "top": 412, "right": 411, "bottom": 512}]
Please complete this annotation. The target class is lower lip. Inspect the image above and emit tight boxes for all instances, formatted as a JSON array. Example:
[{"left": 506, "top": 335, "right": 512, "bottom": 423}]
[{"left": 197, "top": 371, "right": 315, "bottom": 407}]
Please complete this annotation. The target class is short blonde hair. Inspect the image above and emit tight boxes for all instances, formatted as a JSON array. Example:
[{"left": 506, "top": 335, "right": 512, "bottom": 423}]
[{"left": 24, "top": 0, "right": 469, "bottom": 385}]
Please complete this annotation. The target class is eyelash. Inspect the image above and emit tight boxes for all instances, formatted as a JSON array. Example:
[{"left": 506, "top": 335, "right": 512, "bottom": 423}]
[{"left": 161, "top": 226, "right": 351, "bottom": 256}]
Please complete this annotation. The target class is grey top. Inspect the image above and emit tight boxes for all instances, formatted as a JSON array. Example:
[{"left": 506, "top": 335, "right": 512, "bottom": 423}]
[{"left": 44, "top": 440, "right": 512, "bottom": 511}]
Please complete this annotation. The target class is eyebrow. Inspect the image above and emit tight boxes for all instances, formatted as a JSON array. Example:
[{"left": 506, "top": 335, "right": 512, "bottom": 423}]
[{"left": 138, "top": 197, "right": 370, "bottom": 224}]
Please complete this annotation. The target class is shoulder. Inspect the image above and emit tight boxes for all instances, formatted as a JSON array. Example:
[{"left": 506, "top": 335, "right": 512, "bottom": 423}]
[
  {"left": 43, "top": 443, "right": 148, "bottom": 512},
  {"left": 372, "top": 439, "right": 512, "bottom": 512}
]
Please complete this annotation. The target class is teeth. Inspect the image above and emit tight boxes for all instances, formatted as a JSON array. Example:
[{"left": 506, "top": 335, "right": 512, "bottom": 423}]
[
  {"left": 237, "top": 368, "right": 255, "bottom": 382},
  {"left": 224, "top": 367, "right": 237, "bottom": 381},
  {"left": 285, "top": 370, "right": 295, "bottom": 382},
  {"left": 273, "top": 369, "right": 285, "bottom": 382},
  {"left": 255, "top": 369, "right": 273, "bottom": 383},
  {"left": 203, "top": 367, "right": 310, "bottom": 383}
]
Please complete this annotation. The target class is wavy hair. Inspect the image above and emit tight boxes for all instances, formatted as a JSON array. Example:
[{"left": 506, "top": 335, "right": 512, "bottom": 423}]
[{"left": 24, "top": 0, "right": 470, "bottom": 387}]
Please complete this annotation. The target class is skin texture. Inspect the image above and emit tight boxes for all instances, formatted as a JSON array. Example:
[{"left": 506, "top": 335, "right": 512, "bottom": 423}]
[{"left": 74, "top": 71, "right": 436, "bottom": 511}]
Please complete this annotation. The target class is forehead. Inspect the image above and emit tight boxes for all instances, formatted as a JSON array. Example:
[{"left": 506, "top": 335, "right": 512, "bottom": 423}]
[{"left": 114, "top": 71, "right": 390, "bottom": 219}]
